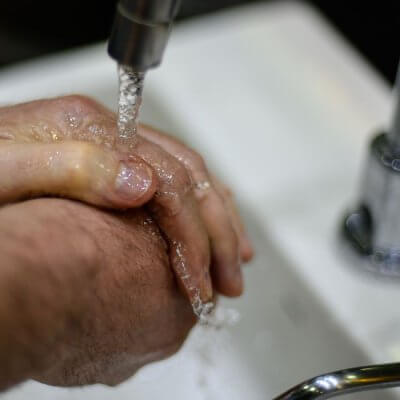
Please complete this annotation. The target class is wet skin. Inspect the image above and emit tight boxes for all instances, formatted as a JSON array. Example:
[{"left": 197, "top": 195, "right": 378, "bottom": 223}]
[
  {"left": 0, "top": 198, "right": 195, "bottom": 388},
  {"left": 0, "top": 96, "right": 253, "bottom": 300},
  {"left": 0, "top": 96, "right": 254, "bottom": 389}
]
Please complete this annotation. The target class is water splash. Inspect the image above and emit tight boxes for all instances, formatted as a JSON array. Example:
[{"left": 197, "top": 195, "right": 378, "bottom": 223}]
[
  {"left": 193, "top": 293, "right": 241, "bottom": 328},
  {"left": 190, "top": 307, "right": 241, "bottom": 399},
  {"left": 117, "top": 64, "right": 145, "bottom": 144}
]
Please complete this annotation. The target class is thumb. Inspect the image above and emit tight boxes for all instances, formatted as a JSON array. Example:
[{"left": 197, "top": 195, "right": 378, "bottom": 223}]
[{"left": 0, "top": 141, "right": 157, "bottom": 208}]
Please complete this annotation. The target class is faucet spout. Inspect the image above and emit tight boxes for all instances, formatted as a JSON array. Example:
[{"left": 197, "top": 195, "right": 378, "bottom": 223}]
[
  {"left": 108, "top": 0, "right": 181, "bottom": 72},
  {"left": 274, "top": 363, "right": 400, "bottom": 399}
]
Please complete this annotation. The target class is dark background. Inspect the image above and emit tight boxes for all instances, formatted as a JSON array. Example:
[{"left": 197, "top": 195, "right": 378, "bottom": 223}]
[{"left": 0, "top": 0, "right": 398, "bottom": 83}]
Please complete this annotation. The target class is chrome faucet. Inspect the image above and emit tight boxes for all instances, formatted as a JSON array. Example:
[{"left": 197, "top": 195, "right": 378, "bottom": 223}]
[
  {"left": 282, "top": 62, "right": 400, "bottom": 399},
  {"left": 343, "top": 61, "right": 400, "bottom": 276},
  {"left": 274, "top": 363, "right": 400, "bottom": 399},
  {"left": 108, "top": 0, "right": 181, "bottom": 72}
]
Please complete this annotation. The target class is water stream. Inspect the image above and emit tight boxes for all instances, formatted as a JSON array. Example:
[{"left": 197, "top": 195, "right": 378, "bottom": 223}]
[
  {"left": 117, "top": 65, "right": 145, "bottom": 145},
  {"left": 117, "top": 64, "right": 237, "bottom": 328}
]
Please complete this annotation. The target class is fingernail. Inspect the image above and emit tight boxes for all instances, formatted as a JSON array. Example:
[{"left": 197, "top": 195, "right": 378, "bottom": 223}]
[{"left": 115, "top": 162, "right": 153, "bottom": 200}]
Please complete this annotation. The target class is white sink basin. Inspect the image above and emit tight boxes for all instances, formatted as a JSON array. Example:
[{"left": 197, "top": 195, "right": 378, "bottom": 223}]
[{"left": 0, "top": 1, "right": 397, "bottom": 399}]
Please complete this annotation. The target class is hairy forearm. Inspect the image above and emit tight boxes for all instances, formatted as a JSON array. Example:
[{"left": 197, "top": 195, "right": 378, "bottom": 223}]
[{"left": 0, "top": 200, "right": 99, "bottom": 390}]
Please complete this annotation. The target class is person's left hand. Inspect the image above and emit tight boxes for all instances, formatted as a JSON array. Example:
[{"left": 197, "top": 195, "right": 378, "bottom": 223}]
[{"left": 0, "top": 198, "right": 197, "bottom": 388}]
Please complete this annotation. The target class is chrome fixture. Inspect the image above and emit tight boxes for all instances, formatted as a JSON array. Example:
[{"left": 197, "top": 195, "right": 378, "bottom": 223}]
[
  {"left": 343, "top": 61, "right": 400, "bottom": 275},
  {"left": 274, "top": 363, "right": 400, "bottom": 399},
  {"left": 108, "top": 0, "right": 181, "bottom": 72}
]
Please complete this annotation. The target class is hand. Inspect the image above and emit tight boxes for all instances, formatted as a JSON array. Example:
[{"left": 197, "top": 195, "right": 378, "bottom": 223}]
[
  {"left": 0, "top": 96, "right": 253, "bottom": 305},
  {"left": 0, "top": 198, "right": 195, "bottom": 388}
]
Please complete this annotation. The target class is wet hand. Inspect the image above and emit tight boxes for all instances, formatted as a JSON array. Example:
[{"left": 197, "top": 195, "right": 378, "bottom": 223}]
[
  {"left": 0, "top": 97, "right": 157, "bottom": 209},
  {"left": 0, "top": 198, "right": 195, "bottom": 387},
  {"left": 137, "top": 125, "right": 254, "bottom": 299},
  {"left": 0, "top": 96, "right": 254, "bottom": 305}
]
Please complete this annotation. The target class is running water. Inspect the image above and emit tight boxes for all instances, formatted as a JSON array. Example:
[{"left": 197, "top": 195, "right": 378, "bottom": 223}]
[
  {"left": 117, "top": 64, "right": 145, "bottom": 145},
  {"left": 173, "top": 241, "right": 216, "bottom": 325},
  {"left": 173, "top": 241, "right": 240, "bottom": 327},
  {"left": 116, "top": 64, "right": 238, "bottom": 327}
]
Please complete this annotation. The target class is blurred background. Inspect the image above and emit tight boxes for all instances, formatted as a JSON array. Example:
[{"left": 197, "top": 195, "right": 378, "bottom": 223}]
[{"left": 0, "top": 0, "right": 398, "bottom": 83}]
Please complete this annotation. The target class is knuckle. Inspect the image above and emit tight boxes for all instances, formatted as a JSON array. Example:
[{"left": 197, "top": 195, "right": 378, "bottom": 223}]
[
  {"left": 157, "top": 155, "right": 192, "bottom": 189},
  {"left": 50, "top": 95, "right": 116, "bottom": 146},
  {"left": 172, "top": 159, "right": 192, "bottom": 188},
  {"left": 177, "top": 145, "right": 206, "bottom": 169},
  {"left": 152, "top": 159, "right": 193, "bottom": 217},
  {"left": 189, "top": 150, "right": 207, "bottom": 172},
  {"left": 59, "top": 95, "right": 102, "bottom": 116},
  {"left": 179, "top": 148, "right": 207, "bottom": 172}
]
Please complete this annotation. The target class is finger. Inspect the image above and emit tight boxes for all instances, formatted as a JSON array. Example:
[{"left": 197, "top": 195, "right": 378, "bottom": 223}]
[
  {"left": 139, "top": 126, "right": 253, "bottom": 263},
  {"left": 0, "top": 96, "right": 118, "bottom": 147},
  {"left": 211, "top": 176, "right": 254, "bottom": 263},
  {"left": 197, "top": 185, "right": 243, "bottom": 297},
  {"left": 129, "top": 136, "right": 213, "bottom": 307},
  {"left": 0, "top": 141, "right": 156, "bottom": 208},
  {"left": 138, "top": 125, "right": 243, "bottom": 296}
]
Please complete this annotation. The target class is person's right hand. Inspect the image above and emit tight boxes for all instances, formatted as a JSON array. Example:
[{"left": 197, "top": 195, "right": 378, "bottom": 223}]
[
  {"left": 0, "top": 198, "right": 196, "bottom": 389},
  {"left": 0, "top": 96, "right": 253, "bottom": 307}
]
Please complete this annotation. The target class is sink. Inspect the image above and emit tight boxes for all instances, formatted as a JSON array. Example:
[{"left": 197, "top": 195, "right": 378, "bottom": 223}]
[{"left": 0, "top": 1, "right": 397, "bottom": 399}]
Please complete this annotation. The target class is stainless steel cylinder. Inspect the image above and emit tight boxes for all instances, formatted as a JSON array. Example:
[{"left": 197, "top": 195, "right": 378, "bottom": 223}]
[
  {"left": 108, "top": 0, "right": 181, "bottom": 71},
  {"left": 343, "top": 61, "right": 400, "bottom": 275}
]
